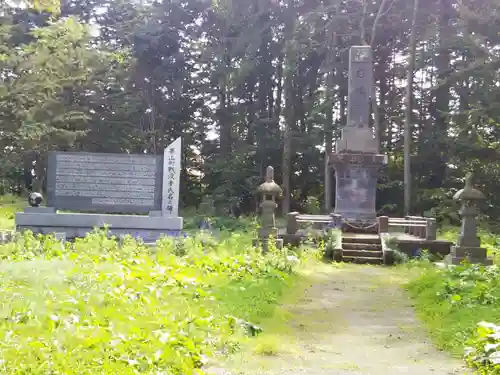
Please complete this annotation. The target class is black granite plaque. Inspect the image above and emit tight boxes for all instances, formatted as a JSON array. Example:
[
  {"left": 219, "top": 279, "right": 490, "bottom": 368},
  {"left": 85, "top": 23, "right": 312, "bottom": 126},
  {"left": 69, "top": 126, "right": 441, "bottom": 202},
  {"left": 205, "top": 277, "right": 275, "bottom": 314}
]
[{"left": 47, "top": 151, "right": 163, "bottom": 214}]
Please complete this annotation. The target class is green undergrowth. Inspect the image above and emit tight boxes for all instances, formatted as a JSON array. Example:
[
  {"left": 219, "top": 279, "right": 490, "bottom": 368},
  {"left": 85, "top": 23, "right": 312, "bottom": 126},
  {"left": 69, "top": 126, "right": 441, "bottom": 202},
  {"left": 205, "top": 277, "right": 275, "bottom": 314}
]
[
  {"left": 407, "top": 262, "right": 500, "bottom": 373},
  {"left": 0, "top": 194, "right": 24, "bottom": 230},
  {"left": 0, "top": 229, "right": 312, "bottom": 374}
]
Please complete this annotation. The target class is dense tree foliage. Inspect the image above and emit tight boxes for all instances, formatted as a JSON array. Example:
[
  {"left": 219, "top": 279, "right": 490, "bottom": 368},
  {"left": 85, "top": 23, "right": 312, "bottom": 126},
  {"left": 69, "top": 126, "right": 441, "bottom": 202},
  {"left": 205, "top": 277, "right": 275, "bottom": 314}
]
[{"left": 1, "top": 0, "right": 500, "bottom": 223}]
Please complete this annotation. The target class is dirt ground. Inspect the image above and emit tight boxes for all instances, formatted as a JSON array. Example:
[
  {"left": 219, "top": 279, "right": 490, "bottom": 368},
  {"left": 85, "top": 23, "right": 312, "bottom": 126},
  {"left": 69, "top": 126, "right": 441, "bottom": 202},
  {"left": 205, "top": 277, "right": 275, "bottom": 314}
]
[{"left": 208, "top": 264, "right": 472, "bottom": 375}]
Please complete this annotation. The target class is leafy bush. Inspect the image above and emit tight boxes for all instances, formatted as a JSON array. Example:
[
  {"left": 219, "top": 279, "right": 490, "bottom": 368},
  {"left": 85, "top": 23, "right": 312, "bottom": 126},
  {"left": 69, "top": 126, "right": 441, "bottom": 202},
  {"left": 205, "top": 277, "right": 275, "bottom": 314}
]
[
  {"left": 407, "top": 263, "right": 500, "bottom": 366},
  {"left": 183, "top": 215, "right": 258, "bottom": 233},
  {"left": 0, "top": 229, "right": 303, "bottom": 374},
  {"left": 323, "top": 229, "right": 340, "bottom": 259},
  {"left": 465, "top": 321, "right": 500, "bottom": 374},
  {"left": 0, "top": 194, "right": 25, "bottom": 230},
  {"left": 304, "top": 196, "right": 320, "bottom": 215}
]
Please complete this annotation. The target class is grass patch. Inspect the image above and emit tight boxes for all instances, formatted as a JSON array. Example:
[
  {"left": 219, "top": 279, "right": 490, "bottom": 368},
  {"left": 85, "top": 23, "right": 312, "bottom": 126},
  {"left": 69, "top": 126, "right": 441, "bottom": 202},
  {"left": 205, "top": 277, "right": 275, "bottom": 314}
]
[
  {"left": 0, "top": 194, "right": 24, "bottom": 230},
  {"left": 407, "top": 262, "right": 500, "bottom": 372},
  {"left": 0, "top": 229, "right": 312, "bottom": 374}
]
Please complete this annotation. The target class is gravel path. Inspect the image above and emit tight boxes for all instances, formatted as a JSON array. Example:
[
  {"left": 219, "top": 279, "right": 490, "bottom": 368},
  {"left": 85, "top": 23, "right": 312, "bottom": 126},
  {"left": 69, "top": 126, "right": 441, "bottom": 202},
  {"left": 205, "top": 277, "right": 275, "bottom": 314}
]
[{"left": 208, "top": 264, "right": 471, "bottom": 375}]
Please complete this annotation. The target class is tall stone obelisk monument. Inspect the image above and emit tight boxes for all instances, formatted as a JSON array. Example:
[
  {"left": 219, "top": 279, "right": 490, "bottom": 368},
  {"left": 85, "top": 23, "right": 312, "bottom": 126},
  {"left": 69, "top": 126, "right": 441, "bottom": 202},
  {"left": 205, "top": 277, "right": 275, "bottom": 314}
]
[{"left": 330, "top": 46, "right": 386, "bottom": 225}]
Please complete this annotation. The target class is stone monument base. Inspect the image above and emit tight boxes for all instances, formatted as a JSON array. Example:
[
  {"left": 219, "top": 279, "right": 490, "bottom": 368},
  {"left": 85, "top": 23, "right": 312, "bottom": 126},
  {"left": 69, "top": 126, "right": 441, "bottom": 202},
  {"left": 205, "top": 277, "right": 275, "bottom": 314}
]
[
  {"left": 330, "top": 152, "right": 386, "bottom": 227},
  {"left": 449, "top": 245, "right": 493, "bottom": 265},
  {"left": 340, "top": 218, "right": 379, "bottom": 234},
  {"left": 16, "top": 208, "right": 183, "bottom": 242},
  {"left": 252, "top": 227, "right": 283, "bottom": 251}
]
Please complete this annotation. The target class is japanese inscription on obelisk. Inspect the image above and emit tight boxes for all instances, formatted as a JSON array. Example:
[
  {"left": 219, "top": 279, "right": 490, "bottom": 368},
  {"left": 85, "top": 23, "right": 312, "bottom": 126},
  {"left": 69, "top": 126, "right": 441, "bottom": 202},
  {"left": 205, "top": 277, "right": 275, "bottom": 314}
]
[{"left": 330, "top": 46, "right": 386, "bottom": 223}]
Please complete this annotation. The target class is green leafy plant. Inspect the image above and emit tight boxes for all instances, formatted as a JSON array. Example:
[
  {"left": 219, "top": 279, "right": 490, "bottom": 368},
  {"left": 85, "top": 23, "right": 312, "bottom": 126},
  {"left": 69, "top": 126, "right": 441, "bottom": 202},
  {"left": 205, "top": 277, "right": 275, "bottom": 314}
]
[
  {"left": 304, "top": 196, "right": 320, "bottom": 215},
  {"left": 465, "top": 321, "right": 500, "bottom": 374},
  {"left": 407, "top": 261, "right": 500, "bottom": 367},
  {"left": 323, "top": 229, "right": 340, "bottom": 260},
  {"left": 0, "top": 228, "right": 303, "bottom": 374}
]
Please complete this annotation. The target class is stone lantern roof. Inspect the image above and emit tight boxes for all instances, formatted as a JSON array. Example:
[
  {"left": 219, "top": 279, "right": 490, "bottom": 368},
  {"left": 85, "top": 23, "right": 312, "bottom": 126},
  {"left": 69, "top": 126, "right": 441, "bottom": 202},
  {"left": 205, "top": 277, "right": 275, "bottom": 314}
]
[
  {"left": 453, "top": 172, "right": 485, "bottom": 201},
  {"left": 256, "top": 166, "right": 282, "bottom": 197}
]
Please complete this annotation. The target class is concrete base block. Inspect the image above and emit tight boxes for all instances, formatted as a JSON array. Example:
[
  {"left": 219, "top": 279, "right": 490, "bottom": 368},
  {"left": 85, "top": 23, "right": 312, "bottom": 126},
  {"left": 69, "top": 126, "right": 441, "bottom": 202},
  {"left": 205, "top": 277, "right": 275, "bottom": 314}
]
[
  {"left": 449, "top": 246, "right": 493, "bottom": 265},
  {"left": 16, "top": 212, "right": 183, "bottom": 242},
  {"left": 24, "top": 207, "right": 56, "bottom": 213},
  {"left": 450, "top": 256, "right": 493, "bottom": 266},
  {"left": 383, "top": 249, "right": 395, "bottom": 266},
  {"left": 451, "top": 246, "right": 487, "bottom": 259}
]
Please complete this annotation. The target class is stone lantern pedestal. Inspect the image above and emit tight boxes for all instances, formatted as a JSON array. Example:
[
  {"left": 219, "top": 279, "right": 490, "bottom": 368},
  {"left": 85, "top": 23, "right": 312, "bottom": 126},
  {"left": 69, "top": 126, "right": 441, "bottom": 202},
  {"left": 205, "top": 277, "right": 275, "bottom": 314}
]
[
  {"left": 449, "top": 173, "right": 493, "bottom": 265},
  {"left": 254, "top": 166, "right": 284, "bottom": 253}
]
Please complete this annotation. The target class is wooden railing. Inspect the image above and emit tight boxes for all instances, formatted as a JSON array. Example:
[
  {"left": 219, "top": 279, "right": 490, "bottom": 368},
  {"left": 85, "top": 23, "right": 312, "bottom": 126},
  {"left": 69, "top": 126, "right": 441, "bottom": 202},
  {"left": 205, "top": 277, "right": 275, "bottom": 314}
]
[
  {"left": 377, "top": 215, "right": 437, "bottom": 241},
  {"left": 286, "top": 212, "right": 341, "bottom": 235}
]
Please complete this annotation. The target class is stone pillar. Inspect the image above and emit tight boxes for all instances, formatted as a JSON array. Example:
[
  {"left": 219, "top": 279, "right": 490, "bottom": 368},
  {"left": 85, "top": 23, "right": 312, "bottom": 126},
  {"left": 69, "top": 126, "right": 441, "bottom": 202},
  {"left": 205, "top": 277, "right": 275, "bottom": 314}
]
[
  {"left": 378, "top": 216, "right": 389, "bottom": 233},
  {"left": 329, "top": 213, "right": 342, "bottom": 229},
  {"left": 449, "top": 173, "right": 492, "bottom": 265},
  {"left": 255, "top": 166, "right": 283, "bottom": 253},
  {"left": 329, "top": 46, "right": 386, "bottom": 225},
  {"left": 425, "top": 218, "right": 437, "bottom": 241},
  {"left": 286, "top": 212, "right": 299, "bottom": 235}
]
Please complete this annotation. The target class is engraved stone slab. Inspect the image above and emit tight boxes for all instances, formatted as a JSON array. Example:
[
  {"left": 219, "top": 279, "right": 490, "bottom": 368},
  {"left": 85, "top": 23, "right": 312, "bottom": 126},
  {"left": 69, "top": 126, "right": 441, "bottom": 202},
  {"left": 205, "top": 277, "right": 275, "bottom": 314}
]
[
  {"left": 347, "top": 45, "right": 372, "bottom": 129},
  {"left": 332, "top": 161, "right": 381, "bottom": 221},
  {"left": 162, "top": 138, "right": 181, "bottom": 217},
  {"left": 336, "top": 45, "right": 378, "bottom": 153},
  {"left": 47, "top": 151, "right": 163, "bottom": 214}
]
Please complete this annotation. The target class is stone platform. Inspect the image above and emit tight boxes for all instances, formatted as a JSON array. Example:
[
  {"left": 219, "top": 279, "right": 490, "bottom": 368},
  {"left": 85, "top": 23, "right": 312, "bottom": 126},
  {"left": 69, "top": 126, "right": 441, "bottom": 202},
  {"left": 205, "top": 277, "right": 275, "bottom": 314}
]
[
  {"left": 16, "top": 208, "right": 183, "bottom": 242},
  {"left": 390, "top": 232, "right": 453, "bottom": 258}
]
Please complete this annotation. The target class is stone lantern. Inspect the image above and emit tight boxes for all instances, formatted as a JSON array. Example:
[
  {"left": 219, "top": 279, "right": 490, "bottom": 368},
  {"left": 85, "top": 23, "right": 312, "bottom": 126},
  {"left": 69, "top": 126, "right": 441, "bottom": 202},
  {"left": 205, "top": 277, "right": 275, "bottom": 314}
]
[
  {"left": 449, "top": 172, "right": 492, "bottom": 265},
  {"left": 255, "top": 166, "right": 283, "bottom": 253}
]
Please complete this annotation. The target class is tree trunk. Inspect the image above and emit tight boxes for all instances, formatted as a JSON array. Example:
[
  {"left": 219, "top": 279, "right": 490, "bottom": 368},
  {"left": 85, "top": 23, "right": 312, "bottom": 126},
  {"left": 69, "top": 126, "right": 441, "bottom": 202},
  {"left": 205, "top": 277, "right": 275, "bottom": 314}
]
[
  {"left": 404, "top": 0, "right": 420, "bottom": 216},
  {"left": 281, "top": 0, "right": 296, "bottom": 215},
  {"left": 324, "top": 7, "right": 339, "bottom": 212}
]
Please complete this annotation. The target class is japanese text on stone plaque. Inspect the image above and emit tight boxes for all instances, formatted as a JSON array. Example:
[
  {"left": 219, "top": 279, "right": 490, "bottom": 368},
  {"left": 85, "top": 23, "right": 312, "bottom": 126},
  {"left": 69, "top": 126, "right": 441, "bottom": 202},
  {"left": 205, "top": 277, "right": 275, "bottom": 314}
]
[
  {"left": 165, "top": 147, "right": 176, "bottom": 215},
  {"left": 347, "top": 65, "right": 370, "bottom": 128},
  {"left": 54, "top": 153, "right": 158, "bottom": 206}
]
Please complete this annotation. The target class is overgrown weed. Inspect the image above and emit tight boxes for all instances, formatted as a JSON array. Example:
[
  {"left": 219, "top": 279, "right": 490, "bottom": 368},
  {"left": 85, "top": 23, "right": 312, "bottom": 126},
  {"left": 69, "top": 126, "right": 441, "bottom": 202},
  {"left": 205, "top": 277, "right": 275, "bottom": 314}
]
[
  {"left": 407, "top": 261, "right": 500, "bottom": 373},
  {"left": 0, "top": 228, "right": 309, "bottom": 374},
  {"left": 0, "top": 194, "right": 24, "bottom": 230}
]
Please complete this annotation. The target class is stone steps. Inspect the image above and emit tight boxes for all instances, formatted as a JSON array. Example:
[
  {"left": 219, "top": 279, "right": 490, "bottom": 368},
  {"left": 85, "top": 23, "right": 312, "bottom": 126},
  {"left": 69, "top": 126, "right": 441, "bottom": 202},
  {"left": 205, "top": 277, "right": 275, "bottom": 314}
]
[
  {"left": 342, "top": 242, "right": 382, "bottom": 251},
  {"left": 342, "top": 249, "right": 382, "bottom": 258},
  {"left": 342, "top": 255, "right": 383, "bottom": 265},
  {"left": 340, "top": 234, "right": 383, "bottom": 265},
  {"left": 342, "top": 235, "right": 380, "bottom": 245}
]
